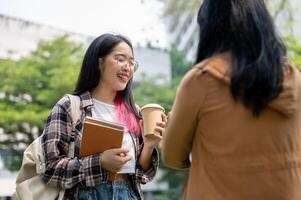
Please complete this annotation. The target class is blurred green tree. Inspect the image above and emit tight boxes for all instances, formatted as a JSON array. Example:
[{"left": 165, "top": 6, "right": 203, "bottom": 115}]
[
  {"left": 286, "top": 36, "right": 301, "bottom": 69},
  {"left": 0, "top": 35, "right": 83, "bottom": 170},
  {"left": 156, "top": 0, "right": 293, "bottom": 23},
  {"left": 133, "top": 47, "right": 193, "bottom": 200}
]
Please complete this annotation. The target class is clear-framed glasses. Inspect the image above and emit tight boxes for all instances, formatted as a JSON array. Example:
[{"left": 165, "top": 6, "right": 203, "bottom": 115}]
[{"left": 113, "top": 54, "right": 139, "bottom": 72}]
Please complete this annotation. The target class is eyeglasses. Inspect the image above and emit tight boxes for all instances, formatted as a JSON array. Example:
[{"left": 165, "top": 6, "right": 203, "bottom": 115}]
[{"left": 113, "top": 54, "right": 139, "bottom": 72}]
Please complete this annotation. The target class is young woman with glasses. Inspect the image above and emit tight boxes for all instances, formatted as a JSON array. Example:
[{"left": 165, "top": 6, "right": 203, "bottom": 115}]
[{"left": 41, "top": 33, "right": 165, "bottom": 199}]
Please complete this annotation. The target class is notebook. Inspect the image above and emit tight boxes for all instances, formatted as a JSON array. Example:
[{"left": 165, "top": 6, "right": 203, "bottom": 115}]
[{"left": 80, "top": 116, "right": 125, "bottom": 157}]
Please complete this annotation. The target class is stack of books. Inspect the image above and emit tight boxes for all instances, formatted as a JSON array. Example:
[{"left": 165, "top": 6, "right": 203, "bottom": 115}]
[{"left": 80, "top": 116, "right": 125, "bottom": 157}]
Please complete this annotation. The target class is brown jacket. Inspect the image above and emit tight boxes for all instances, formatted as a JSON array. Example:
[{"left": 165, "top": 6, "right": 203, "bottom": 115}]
[{"left": 162, "top": 53, "right": 301, "bottom": 200}]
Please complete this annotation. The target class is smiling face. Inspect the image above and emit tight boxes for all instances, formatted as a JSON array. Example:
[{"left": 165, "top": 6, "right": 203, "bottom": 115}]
[{"left": 98, "top": 41, "right": 135, "bottom": 93}]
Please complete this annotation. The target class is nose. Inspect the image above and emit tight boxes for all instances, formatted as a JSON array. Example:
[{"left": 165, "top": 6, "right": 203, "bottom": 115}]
[{"left": 121, "top": 62, "right": 132, "bottom": 71}]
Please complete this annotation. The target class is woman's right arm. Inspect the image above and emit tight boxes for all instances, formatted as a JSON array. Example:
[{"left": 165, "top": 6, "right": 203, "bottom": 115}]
[{"left": 41, "top": 97, "right": 105, "bottom": 189}]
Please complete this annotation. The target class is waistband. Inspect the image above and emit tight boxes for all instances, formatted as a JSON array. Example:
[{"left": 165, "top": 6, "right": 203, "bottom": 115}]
[{"left": 107, "top": 172, "right": 129, "bottom": 181}]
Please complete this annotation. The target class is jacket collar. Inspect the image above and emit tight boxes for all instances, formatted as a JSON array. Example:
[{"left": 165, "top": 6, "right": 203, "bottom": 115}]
[
  {"left": 78, "top": 91, "right": 94, "bottom": 109},
  {"left": 195, "top": 52, "right": 301, "bottom": 117}
]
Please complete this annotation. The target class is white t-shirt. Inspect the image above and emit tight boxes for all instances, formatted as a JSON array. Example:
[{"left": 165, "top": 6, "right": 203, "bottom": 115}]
[{"left": 91, "top": 98, "right": 136, "bottom": 174}]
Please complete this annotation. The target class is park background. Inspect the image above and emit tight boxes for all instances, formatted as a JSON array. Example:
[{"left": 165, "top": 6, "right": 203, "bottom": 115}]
[{"left": 1, "top": 0, "right": 301, "bottom": 199}]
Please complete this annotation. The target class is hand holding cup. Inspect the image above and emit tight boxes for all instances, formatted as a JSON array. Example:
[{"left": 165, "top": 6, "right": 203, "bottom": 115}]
[
  {"left": 141, "top": 104, "right": 165, "bottom": 136},
  {"left": 140, "top": 104, "right": 166, "bottom": 148}
]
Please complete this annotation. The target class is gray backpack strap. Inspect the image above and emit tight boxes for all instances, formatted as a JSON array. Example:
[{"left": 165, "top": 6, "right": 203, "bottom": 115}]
[
  {"left": 66, "top": 94, "right": 81, "bottom": 158},
  {"left": 68, "top": 94, "right": 81, "bottom": 132},
  {"left": 57, "top": 94, "right": 81, "bottom": 200}
]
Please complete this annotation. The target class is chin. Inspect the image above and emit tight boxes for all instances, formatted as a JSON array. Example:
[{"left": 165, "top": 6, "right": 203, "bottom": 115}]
[{"left": 116, "top": 84, "right": 127, "bottom": 91}]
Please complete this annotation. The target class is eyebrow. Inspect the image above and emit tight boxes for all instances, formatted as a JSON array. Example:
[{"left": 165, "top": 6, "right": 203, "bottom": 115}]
[{"left": 114, "top": 53, "right": 134, "bottom": 60}]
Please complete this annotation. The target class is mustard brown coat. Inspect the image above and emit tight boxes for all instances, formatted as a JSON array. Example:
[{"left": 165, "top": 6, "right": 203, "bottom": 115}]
[{"left": 162, "top": 53, "right": 301, "bottom": 200}]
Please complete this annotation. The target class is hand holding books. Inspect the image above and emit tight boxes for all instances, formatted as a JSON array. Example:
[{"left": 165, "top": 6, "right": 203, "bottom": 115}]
[
  {"left": 80, "top": 117, "right": 132, "bottom": 173},
  {"left": 100, "top": 148, "right": 132, "bottom": 173}
]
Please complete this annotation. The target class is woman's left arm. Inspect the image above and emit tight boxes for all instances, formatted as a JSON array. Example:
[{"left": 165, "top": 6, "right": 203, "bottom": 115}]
[
  {"left": 138, "top": 117, "right": 165, "bottom": 170},
  {"left": 135, "top": 115, "right": 166, "bottom": 183}
]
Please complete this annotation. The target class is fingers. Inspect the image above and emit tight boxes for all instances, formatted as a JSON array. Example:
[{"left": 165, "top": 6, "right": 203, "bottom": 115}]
[
  {"left": 113, "top": 148, "right": 129, "bottom": 155},
  {"left": 161, "top": 113, "right": 167, "bottom": 122},
  {"left": 121, "top": 155, "right": 132, "bottom": 163},
  {"left": 155, "top": 127, "right": 164, "bottom": 136},
  {"left": 156, "top": 121, "right": 166, "bottom": 128},
  {"left": 155, "top": 121, "right": 166, "bottom": 135},
  {"left": 100, "top": 149, "right": 132, "bottom": 173},
  {"left": 119, "top": 152, "right": 126, "bottom": 157},
  {"left": 146, "top": 133, "right": 162, "bottom": 140}
]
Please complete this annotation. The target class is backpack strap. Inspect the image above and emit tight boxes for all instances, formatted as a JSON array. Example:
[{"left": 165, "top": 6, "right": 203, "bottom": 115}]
[
  {"left": 57, "top": 94, "right": 81, "bottom": 200},
  {"left": 66, "top": 94, "right": 81, "bottom": 158},
  {"left": 68, "top": 94, "right": 81, "bottom": 132}
]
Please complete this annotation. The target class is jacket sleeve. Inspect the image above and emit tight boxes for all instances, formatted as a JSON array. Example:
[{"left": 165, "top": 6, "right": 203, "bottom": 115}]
[
  {"left": 135, "top": 136, "right": 160, "bottom": 184},
  {"left": 41, "top": 96, "right": 105, "bottom": 189},
  {"left": 162, "top": 67, "right": 208, "bottom": 170}
]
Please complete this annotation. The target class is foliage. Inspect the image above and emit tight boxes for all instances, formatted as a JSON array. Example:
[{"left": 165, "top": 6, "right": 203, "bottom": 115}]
[
  {"left": 157, "top": 0, "right": 292, "bottom": 17},
  {"left": 2, "top": 23, "right": 300, "bottom": 199},
  {"left": 133, "top": 47, "right": 192, "bottom": 200},
  {"left": 285, "top": 36, "right": 301, "bottom": 69},
  {"left": 170, "top": 48, "right": 193, "bottom": 78},
  {"left": 133, "top": 47, "right": 192, "bottom": 111},
  {"left": 0, "top": 35, "right": 84, "bottom": 170},
  {"left": 134, "top": 77, "right": 176, "bottom": 112}
]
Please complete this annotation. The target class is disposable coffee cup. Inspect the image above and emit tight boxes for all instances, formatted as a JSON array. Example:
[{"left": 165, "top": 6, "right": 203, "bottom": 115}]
[{"left": 141, "top": 104, "right": 165, "bottom": 137}]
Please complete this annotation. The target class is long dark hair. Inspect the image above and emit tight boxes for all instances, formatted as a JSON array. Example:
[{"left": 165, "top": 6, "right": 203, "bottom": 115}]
[
  {"left": 196, "top": 0, "right": 286, "bottom": 115},
  {"left": 74, "top": 33, "right": 141, "bottom": 121}
]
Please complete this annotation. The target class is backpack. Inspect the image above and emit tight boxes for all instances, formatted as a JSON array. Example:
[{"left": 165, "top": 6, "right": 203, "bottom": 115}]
[{"left": 12, "top": 94, "right": 81, "bottom": 200}]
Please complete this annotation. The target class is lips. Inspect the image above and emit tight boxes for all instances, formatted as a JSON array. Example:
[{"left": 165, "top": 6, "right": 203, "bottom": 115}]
[{"left": 117, "top": 73, "right": 130, "bottom": 82}]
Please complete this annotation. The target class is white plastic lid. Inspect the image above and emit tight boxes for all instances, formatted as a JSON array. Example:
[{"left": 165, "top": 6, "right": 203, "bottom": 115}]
[{"left": 141, "top": 103, "right": 165, "bottom": 112}]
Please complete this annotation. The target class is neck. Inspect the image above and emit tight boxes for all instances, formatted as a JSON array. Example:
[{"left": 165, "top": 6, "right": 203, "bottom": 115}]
[{"left": 91, "top": 83, "right": 116, "bottom": 105}]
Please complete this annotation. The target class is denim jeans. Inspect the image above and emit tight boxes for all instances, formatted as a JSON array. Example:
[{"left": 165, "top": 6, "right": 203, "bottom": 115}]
[{"left": 78, "top": 181, "right": 138, "bottom": 200}]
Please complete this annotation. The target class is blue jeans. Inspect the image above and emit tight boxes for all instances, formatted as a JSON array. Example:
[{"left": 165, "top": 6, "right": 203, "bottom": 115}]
[{"left": 78, "top": 181, "right": 138, "bottom": 200}]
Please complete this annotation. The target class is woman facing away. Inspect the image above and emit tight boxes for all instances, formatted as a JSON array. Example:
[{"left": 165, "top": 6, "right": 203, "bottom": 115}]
[
  {"left": 41, "top": 33, "right": 165, "bottom": 199},
  {"left": 162, "top": 0, "right": 301, "bottom": 199}
]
